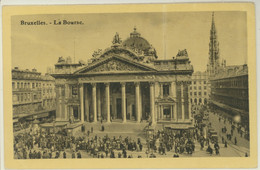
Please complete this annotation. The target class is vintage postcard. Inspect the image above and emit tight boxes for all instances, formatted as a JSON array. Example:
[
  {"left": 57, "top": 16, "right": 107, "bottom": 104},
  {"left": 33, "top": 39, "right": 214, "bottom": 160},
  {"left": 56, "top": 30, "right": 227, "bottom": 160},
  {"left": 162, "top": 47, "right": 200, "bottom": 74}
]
[{"left": 2, "top": 3, "right": 257, "bottom": 169}]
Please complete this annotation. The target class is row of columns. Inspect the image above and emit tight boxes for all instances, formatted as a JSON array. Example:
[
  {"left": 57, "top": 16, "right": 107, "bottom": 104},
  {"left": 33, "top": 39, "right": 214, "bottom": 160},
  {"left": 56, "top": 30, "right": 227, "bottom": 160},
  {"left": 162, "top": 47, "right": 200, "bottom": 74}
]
[
  {"left": 59, "top": 81, "right": 191, "bottom": 123},
  {"left": 79, "top": 82, "right": 156, "bottom": 124}
]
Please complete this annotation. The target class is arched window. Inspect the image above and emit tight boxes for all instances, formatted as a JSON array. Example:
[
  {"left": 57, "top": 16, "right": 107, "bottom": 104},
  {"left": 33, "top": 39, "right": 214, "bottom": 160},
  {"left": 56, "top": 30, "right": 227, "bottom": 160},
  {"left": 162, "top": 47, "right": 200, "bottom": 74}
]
[
  {"left": 199, "top": 98, "right": 202, "bottom": 103},
  {"left": 204, "top": 98, "right": 207, "bottom": 104},
  {"left": 194, "top": 98, "right": 197, "bottom": 104}
]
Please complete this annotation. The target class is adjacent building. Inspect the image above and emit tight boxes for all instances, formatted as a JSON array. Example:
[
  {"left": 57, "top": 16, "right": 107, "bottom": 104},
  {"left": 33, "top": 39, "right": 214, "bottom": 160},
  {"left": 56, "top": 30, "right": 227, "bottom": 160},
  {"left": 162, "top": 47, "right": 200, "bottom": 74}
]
[
  {"left": 12, "top": 67, "right": 56, "bottom": 126},
  {"left": 190, "top": 71, "right": 210, "bottom": 105},
  {"left": 210, "top": 65, "right": 249, "bottom": 129},
  {"left": 205, "top": 13, "right": 249, "bottom": 133},
  {"left": 51, "top": 28, "right": 194, "bottom": 127}
]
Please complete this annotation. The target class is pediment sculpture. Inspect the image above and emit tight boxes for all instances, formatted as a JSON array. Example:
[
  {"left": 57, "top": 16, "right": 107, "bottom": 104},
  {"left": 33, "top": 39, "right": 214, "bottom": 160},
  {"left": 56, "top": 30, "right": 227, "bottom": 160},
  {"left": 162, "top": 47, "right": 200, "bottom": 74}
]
[{"left": 88, "top": 59, "right": 143, "bottom": 73}]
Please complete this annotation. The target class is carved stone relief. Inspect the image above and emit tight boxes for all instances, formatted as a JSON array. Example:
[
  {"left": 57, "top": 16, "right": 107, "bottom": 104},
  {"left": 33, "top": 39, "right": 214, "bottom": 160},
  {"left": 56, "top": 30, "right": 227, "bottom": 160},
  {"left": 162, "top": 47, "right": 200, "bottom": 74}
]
[{"left": 88, "top": 59, "right": 143, "bottom": 73}]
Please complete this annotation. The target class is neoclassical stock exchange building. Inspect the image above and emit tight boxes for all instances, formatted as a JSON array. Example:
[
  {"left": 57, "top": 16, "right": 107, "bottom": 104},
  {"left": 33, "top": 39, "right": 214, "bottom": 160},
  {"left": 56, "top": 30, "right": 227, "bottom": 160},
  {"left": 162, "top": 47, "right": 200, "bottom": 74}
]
[{"left": 52, "top": 28, "right": 194, "bottom": 127}]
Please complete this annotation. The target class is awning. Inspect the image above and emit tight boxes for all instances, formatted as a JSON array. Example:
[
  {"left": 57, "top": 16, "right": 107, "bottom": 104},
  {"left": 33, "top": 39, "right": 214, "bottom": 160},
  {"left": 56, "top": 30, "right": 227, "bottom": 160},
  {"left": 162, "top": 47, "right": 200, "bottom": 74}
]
[
  {"left": 33, "top": 112, "right": 49, "bottom": 119},
  {"left": 211, "top": 100, "right": 248, "bottom": 116},
  {"left": 13, "top": 118, "right": 19, "bottom": 123},
  {"left": 40, "top": 122, "right": 67, "bottom": 128},
  {"left": 164, "top": 124, "right": 194, "bottom": 130}
]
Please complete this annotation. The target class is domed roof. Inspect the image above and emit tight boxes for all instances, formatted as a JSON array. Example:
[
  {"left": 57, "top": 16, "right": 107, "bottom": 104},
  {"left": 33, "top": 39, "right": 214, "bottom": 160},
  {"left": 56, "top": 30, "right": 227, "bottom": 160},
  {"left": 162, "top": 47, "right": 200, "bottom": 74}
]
[{"left": 122, "top": 27, "right": 152, "bottom": 52}]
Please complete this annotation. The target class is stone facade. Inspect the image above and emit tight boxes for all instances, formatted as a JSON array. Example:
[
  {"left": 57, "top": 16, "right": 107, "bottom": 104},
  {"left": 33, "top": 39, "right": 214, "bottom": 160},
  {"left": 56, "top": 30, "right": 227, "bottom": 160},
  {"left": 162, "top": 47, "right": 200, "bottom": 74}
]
[
  {"left": 12, "top": 67, "right": 56, "bottom": 120},
  {"left": 190, "top": 71, "right": 210, "bottom": 105},
  {"left": 52, "top": 28, "right": 194, "bottom": 125},
  {"left": 210, "top": 65, "right": 249, "bottom": 128}
]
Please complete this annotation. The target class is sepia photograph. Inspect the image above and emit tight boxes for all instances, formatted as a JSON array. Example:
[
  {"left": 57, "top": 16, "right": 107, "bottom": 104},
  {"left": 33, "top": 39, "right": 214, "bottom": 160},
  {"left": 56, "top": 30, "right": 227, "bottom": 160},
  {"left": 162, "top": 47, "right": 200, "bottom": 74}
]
[{"left": 2, "top": 3, "right": 257, "bottom": 169}]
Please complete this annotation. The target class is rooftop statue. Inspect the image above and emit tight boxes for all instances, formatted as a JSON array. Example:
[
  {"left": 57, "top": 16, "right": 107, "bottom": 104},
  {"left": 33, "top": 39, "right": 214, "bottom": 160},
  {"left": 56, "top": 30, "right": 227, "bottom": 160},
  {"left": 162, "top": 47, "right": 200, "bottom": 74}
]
[
  {"left": 92, "top": 49, "right": 103, "bottom": 58},
  {"left": 57, "top": 56, "right": 66, "bottom": 63},
  {"left": 176, "top": 49, "right": 188, "bottom": 57},
  {"left": 112, "top": 32, "right": 122, "bottom": 44}
]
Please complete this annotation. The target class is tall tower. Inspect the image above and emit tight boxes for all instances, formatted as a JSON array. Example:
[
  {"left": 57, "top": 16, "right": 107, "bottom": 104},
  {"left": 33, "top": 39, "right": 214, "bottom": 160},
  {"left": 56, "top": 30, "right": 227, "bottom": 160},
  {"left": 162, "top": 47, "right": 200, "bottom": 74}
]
[{"left": 207, "top": 12, "right": 220, "bottom": 76}]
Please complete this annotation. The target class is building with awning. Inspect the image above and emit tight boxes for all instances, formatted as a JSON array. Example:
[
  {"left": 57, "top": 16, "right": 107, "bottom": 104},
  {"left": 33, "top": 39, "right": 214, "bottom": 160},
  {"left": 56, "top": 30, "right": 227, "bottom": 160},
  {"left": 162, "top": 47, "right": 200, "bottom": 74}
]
[
  {"left": 210, "top": 65, "right": 249, "bottom": 128},
  {"left": 12, "top": 67, "right": 56, "bottom": 126}
]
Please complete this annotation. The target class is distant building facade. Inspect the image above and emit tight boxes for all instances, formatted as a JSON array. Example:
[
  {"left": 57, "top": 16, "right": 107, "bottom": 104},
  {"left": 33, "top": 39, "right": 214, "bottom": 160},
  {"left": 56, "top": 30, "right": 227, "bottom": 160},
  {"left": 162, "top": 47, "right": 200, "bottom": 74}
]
[
  {"left": 52, "top": 28, "right": 194, "bottom": 127},
  {"left": 210, "top": 65, "right": 249, "bottom": 128},
  {"left": 206, "top": 13, "right": 249, "bottom": 130},
  {"left": 12, "top": 67, "right": 56, "bottom": 124},
  {"left": 190, "top": 71, "right": 210, "bottom": 105}
]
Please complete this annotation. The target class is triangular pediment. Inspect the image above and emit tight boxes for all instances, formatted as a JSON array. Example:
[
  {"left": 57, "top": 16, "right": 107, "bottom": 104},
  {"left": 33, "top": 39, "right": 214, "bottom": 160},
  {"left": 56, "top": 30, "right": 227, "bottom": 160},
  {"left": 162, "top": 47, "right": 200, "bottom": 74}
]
[
  {"left": 156, "top": 96, "right": 176, "bottom": 103},
  {"left": 74, "top": 56, "right": 156, "bottom": 74}
]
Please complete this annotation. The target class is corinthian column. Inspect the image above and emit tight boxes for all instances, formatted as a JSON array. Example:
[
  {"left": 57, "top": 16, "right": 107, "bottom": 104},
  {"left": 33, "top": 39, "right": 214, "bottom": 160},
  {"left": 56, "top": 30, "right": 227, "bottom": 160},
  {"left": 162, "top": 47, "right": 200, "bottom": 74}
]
[
  {"left": 80, "top": 83, "right": 84, "bottom": 123},
  {"left": 135, "top": 82, "right": 141, "bottom": 122},
  {"left": 181, "top": 82, "right": 185, "bottom": 121},
  {"left": 171, "top": 81, "right": 176, "bottom": 98},
  {"left": 105, "top": 83, "right": 111, "bottom": 123},
  {"left": 84, "top": 85, "right": 89, "bottom": 122},
  {"left": 150, "top": 82, "right": 155, "bottom": 124},
  {"left": 97, "top": 85, "right": 101, "bottom": 121},
  {"left": 92, "top": 83, "right": 97, "bottom": 122},
  {"left": 121, "top": 82, "right": 126, "bottom": 123},
  {"left": 188, "top": 83, "right": 192, "bottom": 120}
]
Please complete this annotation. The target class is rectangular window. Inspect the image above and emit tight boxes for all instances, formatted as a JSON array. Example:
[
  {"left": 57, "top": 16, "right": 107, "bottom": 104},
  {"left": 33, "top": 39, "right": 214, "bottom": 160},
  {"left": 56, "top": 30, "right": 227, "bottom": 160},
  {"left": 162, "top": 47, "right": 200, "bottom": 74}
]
[
  {"left": 194, "top": 86, "right": 197, "bottom": 90},
  {"left": 163, "top": 84, "right": 170, "bottom": 96},
  {"left": 199, "top": 86, "right": 201, "bottom": 90},
  {"left": 190, "top": 86, "right": 192, "bottom": 90},
  {"left": 17, "top": 82, "right": 20, "bottom": 89},
  {"left": 32, "top": 83, "right": 35, "bottom": 88},
  {"left": 204, "top": 81, "right": 207, "bottom": 84},
  {"left": 193, "top": 81, "right": 196, "bottom": 85},
  {"left": 199, "top": 92, "right": 201, "bottom": 95},
  {"left": 190, "top": 92, "right": 192, "bottom": 96},
  {"left": 204, "top": 92, "right": 207, "bottom": 95},
  {"left": 204, "top": 86, "right": 207, "bottom": 90},
  {"left": 194, "top": 92, "right": 197, "bottom": 96},
  {"left": 12, "top": 82, "right": 15, "bottom": 89}
]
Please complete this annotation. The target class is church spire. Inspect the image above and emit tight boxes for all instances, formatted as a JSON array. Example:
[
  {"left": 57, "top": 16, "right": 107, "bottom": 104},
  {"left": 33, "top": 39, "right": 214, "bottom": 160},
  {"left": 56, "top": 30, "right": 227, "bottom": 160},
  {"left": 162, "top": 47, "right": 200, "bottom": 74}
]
[{"left": 208, "top": 12, "right": 220, "bottom": 76}]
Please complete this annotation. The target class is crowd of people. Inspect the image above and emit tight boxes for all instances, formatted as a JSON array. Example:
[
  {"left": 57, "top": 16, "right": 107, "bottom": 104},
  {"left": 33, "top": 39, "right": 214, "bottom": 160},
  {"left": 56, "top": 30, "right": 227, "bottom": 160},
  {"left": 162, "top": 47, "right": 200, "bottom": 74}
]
[
  {"left": 14, "top": 126, "right": 147, "bottom": 159},
  {"left": 146, "top": 129, "right": 196, "bottom": 157},
  {"left": 14, "top": 103, "right": 250, "bottom": 159}
]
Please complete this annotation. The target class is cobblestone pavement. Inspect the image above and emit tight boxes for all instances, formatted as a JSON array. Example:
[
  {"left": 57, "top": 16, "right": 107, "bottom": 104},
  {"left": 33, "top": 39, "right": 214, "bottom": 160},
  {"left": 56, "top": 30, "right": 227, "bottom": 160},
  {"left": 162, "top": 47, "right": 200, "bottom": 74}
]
[{"left": 208, "top": 112, "right": 250, "bottom": 157}]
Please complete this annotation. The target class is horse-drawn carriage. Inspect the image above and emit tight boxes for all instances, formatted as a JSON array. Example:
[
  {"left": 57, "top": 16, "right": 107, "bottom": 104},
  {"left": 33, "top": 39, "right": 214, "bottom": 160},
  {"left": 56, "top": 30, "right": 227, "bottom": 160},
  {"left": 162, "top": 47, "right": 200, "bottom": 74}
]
[{"left": 208, "top": 129, "right": 218, "bottom": 143}]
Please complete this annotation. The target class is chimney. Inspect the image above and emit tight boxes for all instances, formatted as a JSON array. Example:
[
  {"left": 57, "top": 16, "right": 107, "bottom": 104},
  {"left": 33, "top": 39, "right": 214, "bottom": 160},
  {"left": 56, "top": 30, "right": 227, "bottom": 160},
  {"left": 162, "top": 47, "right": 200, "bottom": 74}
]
[
  {"left": 32, "top": 68, "right": 37, "bottom": 72},
  {"left": 14, "top": 67, "right": 19, "bottom": 69}
]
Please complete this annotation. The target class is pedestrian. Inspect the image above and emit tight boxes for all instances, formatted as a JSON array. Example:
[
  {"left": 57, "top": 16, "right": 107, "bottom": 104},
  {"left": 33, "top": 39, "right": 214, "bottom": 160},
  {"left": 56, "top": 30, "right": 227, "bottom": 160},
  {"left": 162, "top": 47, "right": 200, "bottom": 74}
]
[
  {"left": 118, "top": 152, "right": 122, "bottom": 158},
  {"left": 37, "top": 151, "right": 42, "bottom": 159},
  {"left": 72, "top": 151, "right": 76, "bottom": 158},
  {"left": 29, "top": 150, "right": 32, "bottom": 159},
  {"left": 224, "top": 141, "right": 228, "bottom": 148},
  {"left": 77, "top": 151, "right": 81, "bottom": 158},
  {"left": 63, "top": 151, "right": 66, "bottom": 159}
]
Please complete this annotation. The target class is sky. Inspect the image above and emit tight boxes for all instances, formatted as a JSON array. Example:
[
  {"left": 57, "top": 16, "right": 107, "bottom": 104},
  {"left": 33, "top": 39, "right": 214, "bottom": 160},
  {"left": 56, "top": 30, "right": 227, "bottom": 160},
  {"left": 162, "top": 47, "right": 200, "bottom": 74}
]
[{"left": 11, "top": 11, "right": 247, "bottom": 74}]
